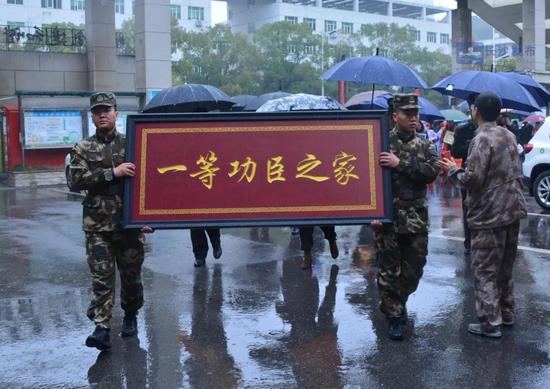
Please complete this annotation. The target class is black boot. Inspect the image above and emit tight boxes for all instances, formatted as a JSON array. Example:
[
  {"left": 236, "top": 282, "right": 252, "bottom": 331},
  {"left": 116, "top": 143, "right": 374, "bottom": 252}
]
[
  {"left": 86, "top": 326, "right": 111, "bottom": 350},
  {"left": 121, "top": 312, "right": 138, "bottom": 337},
  {"left": 213, "top": 245, "right": 222, "bottom": 259},
  {"left": 387, "top": 318, "right": 404, "bottom": 341},
  {"left": 194, "top": 257, "right": 206, "bottom": 267}
]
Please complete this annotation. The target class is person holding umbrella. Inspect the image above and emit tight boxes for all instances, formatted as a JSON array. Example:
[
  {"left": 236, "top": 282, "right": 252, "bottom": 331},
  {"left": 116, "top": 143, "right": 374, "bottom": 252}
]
[{"left": 371, "top": 94, "right": 440, "bottom": 340}]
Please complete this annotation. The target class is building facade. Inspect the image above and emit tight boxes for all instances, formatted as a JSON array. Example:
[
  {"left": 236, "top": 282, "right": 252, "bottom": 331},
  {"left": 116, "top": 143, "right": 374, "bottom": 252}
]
[
  {"left": 227, "top": 0, "right": 452, "bottom": 53},
  {"left": 0, "top": 0, "right": 211, "bottom": 30}
]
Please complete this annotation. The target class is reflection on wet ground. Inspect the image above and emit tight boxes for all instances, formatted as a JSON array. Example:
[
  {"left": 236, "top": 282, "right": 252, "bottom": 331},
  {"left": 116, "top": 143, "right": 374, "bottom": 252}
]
[{"left": 0, "top": 184, "right": 549, "bottom": 388}]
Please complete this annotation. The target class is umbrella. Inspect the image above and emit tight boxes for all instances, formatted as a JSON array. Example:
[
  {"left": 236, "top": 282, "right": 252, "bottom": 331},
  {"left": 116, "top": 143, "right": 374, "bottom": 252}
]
[
  {"left": 347, "top": 93, "right": 444, "bottom": 121},
  {"left": 320, "top": 56, "right": 428, "bottom": 89},
  {"left": 432, "top": 71, "right": 541, "bottom": 112},
  {"left": 523, "top": 114, "right": 545, "bottom": 123},
  {"left": 345, "top": 90, "right": 391, "bottom": 107},
  {"left": 257, "top": 93, "right": 346, "bottom": 112},
  {"left": 457, "top": 100, "right": 536, "bottom": 118},
  {"left": 231, "top": 95, "right": 257, "bottom": 111},
  {"left": 497, "top": 72, "right": 550, "bottom": 107},
  {"left": 143, "top": 83, "right": 236, "bottom": 113},
  {"left": 247, "top": 91, "right": 291, "bottom": 111},
  {"left": 440, "top": 109, "right": 469, "bottom": 122}
]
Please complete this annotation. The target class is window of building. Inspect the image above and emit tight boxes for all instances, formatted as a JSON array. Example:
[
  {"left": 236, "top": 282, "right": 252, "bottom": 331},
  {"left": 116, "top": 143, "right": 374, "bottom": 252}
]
[
  {"left": 303, "top": 18, "right": 316, "bottom": 31},
  {"left": 287, "top": 44, "right": 297, "bottom": 54},
  {"left": 7, "top": 21, "right": 25, "bottom": 28},
  {"left": 342, "top": 22, "right": 353, "bottom": 34},
  {"left": 41, "top": 0, "right": 62, "bottom": 9},
  {"left": 414, "top": 29, "right": 421, "bottom": 41},
  {"left": 325, "top": 20, "right": 337, "bottom": 33},
  {"left": 115, "top": 0, "right": 124, "bottom": 14},
  {"left": 427, "top": 32, "right": 437, "bottom": 43},
  {"left": 284, "top": 16, "right": 298, "bottom": 25},
  {"left": 8, "top": 0, "right": 24, "bottom": 5},
  {"left": 192, "top": 65, "right": 202, "bottom": 74},
  {"left": 440, "top": 33, "right": 449, "bottom": 44},
  {"left": 305, "top": 45, "right": 316, "bottom": 55},
  {"left": 392, "top": 3, "right": 422, "bottom": 20},
  {"left": 70, "top": 0, "right": 84, "bottom": 11},
  {"left": 360, "top": 24, "right": 369, "bottom": 35},
  {"left": 426, "top": 8, "right": 449, "bottom": 23},
  {"left": 170, "top": 5, "right": 181, "bottom": 19},
  {"left": 188, "top": 6, "right": 204, "bottom": 20},
  {"left": 359, "top": 0, "right": 389, "bottom": 16}
]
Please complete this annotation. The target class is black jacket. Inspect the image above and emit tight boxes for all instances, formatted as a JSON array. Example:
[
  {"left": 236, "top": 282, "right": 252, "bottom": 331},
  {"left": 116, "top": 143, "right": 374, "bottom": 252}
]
[{"left": 450, "top": 120, "right": 476, "bottom": 165}]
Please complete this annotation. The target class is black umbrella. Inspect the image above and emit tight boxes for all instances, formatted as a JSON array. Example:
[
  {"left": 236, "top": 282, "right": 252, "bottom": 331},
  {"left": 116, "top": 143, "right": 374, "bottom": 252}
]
[
  {"left": 231, "top": 95, "right": 258, "bottom": 111},
  {"left": 143, "top": 83, "right": 236, "bottom": 113},
  {"left": 247, "top": 91, "right": 291, "bottom": 111}
]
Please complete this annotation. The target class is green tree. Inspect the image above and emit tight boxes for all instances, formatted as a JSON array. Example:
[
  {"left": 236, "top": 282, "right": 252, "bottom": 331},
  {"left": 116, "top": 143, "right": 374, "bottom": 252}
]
[
  {"left": 252, "top": 21, "right": 324, "bottom": 94},
  {"left": 171, "top": 23, "right": 263, "bottom": 95}
]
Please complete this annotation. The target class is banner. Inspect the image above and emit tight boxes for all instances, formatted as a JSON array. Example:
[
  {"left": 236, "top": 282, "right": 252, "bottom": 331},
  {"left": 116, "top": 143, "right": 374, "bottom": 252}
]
[{"left": 123, "top": 111, "right": 391, "bottom": 228}]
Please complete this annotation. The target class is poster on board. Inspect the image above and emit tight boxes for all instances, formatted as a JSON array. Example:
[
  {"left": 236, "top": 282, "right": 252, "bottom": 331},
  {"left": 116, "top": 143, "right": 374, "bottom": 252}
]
[{"left": 23, "top": 110, "right": 83, "bottom": 149}]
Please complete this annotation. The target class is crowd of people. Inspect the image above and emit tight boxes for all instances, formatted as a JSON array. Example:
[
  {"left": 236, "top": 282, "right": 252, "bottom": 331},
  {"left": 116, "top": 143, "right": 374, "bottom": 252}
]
[{"left": 70, "top": 90, "right": 527, "bottom": 350}]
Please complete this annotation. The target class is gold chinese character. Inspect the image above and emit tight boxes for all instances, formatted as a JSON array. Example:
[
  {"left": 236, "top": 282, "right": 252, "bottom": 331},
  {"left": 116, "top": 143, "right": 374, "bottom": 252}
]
[
  {"left": 157, "top": 164, "right": 188, "bottom": 174},
  {"left": 332, "top": 151, "right": 359, "bottom": 185},
  {"left": 228, "top": 156, "right": 257, "bottom": 183},
  {"left": 189, "top": 151, "right": 220, "bottom": 189},
  {"left": 296, "top": 153, "right": 330, "bottom": 182},
  {"left": 267, "top": 156, "right": 286, "bottom": 183}
]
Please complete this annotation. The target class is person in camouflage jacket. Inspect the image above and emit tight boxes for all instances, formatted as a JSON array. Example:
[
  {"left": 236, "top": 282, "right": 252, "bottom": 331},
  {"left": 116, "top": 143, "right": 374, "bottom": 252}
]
[
  {"left": 71, "top": 92, "right": 153, "bottom": 351},
  {"left": 371, "top": 94, "right": 440, "bottom": 340},
  {"left": 441, "top": 93, "right": 526, "bottom": 339}
]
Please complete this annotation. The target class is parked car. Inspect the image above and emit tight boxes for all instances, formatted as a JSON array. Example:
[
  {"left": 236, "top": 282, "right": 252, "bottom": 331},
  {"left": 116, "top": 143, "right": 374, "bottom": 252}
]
[{"left": 523, "top": 118, "right": 550, "bottom": 210}]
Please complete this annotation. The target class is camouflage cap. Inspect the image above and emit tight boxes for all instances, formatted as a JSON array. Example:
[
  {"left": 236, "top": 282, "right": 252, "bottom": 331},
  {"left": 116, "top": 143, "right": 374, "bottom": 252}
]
[
  {"left": 392, "top": 93, "right": 420, "bottom": 110},
  {"left": 90, "top": 92, "right": 116, "bottom": 110}
]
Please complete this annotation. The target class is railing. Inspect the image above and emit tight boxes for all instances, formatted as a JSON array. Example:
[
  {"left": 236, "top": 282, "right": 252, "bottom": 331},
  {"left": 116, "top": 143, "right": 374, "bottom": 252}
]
[{"left": 0, "top": 25, "right": 135, "bottom": 56}]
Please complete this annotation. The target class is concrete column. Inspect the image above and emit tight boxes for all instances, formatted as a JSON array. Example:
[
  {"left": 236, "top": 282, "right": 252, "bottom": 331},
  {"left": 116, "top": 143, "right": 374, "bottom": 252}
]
[
  {"left": 522, "top": 0, "right": 546, "bottom": 72},
  {"left": 135, "top": 0, "right": 172, "bottom": 95},
  {"left": 353, "top": 0, "right": 359, "bottom": 12},
  {"left": 388, "top": 1, "right": 393, "bottom": 17},
  {"left": 85, "top": 0, "right": 117, "bottom": 91},
  {"left": 451, "top": 0, "right": 473, "bottom": 73},
  {"left": 316, "top": 0, "right": 322, "bottom": 8}
]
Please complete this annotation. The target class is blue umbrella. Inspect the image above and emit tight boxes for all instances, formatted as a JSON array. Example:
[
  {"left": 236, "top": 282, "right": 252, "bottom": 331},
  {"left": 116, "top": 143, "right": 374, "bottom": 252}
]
[
  {"left": 497, "top": 72, "right": 550, "bottom": 107},
  {"left": 432, "top": 71, "right": 541, "bottom": 112},
  {"left": 347, "top": 93, "right": 444, "bottom": 121},
  {"left": 320, "top": 56, "right": 428, "bottom": 89},
  {"left": 457, "top": 100, "right": 534, "bottom": 117}
]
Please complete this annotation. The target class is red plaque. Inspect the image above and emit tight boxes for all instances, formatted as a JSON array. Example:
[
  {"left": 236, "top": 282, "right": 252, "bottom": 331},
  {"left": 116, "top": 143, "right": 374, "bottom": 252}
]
[{"left": 123, "top": 111, "right": 391, "bottom": 228}]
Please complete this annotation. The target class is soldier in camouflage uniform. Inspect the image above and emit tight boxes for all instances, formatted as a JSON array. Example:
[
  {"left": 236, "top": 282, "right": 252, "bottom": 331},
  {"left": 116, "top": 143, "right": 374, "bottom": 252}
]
[
  {"left": 371, "top": 94, "right": 440, "bottom": 340},
  {"left": 441, "top": 93, "right": 526, "bottom": 339},
  {"left": 71, "top": 92, "right": 153, "bottom": 351}
]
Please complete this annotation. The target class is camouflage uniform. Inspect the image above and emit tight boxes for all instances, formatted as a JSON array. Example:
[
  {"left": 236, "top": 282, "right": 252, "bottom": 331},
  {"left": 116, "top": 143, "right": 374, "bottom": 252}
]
[
  {"left": 71, "top": 92, "right": 145, "bottom": 329},
  {"left": 375, "top": 95, "right": 439, "bottom": 318},
  {"left": 447, "top": 121, "right": 526, "bottom": 330}
]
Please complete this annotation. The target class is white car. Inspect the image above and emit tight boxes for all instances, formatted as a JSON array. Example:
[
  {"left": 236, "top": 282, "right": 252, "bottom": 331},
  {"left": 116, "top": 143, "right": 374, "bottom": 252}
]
[{"left": 523, "top": 118, "right": 550, "bottom": 210}]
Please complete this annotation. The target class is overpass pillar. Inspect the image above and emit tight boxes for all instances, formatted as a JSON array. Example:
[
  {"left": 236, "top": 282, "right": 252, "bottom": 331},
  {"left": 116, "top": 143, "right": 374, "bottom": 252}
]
[
  {"left": 451, "top": 0, "right": 473, "bottom": 73},
  {"left": 85, "top": 0, "right": 117, "bottom": 91},
  {"left": 135, "top": 0, "right": 172, "bottom": 99},
  {"left": 522, "top": 0, "right": 546, "bottom": 73}
]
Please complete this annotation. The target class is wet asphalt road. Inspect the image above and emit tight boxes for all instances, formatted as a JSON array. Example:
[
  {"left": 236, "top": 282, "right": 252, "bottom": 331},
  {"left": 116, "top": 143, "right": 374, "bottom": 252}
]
[{"left": 0, "top": 182, "right": 549, "bottom": 388}]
